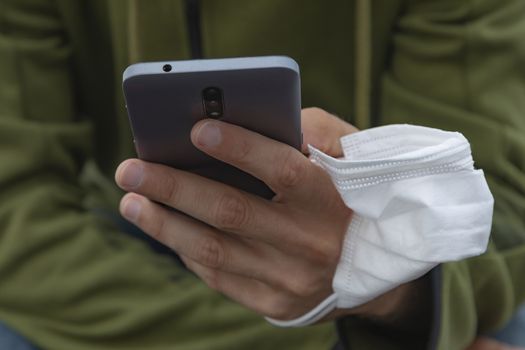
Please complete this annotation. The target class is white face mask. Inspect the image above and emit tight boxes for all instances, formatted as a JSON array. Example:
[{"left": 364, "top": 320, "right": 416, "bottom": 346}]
[{"left": 267, "top": 124, "right": 494, "bottom": 327}]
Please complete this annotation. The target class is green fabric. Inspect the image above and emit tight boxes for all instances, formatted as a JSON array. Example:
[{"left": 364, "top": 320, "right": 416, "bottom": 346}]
[
  {"left": 379, "top": 1, "right": 525, "bottom": 348},
  {"left": 0, "top": 0, "right": 524, "bottom": 349}
]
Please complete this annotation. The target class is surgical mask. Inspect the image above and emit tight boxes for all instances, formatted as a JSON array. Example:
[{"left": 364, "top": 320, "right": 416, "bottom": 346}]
[{"left": 267, "top": 124, "right": 494, "bottom": 327}]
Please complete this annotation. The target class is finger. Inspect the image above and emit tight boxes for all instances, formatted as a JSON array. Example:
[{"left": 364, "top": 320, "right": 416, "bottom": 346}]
[
  {"left": 301, "top": 107, "right": 359, "bottom": 156},
  {"left": 190, "top": 119, "right": 314, "bottom": 197},
  {"left": 120, "top": 192, "right": 289, "bottom": 283},
  {"left": 116, "top": 159, "right": 294, "bottom": 245},
  {"left": 180, "top": 255, "right": 296, "bottom": 320}
]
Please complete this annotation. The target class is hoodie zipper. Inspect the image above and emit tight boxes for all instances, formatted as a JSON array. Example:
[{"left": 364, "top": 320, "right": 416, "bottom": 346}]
[{"left": 185, "top": 0, "right": 203, "bottom": 59}]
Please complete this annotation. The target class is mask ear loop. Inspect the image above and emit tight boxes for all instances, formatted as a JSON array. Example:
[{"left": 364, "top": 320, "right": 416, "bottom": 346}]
[
  {"left": 278, "top": 126, "right": 488, "bottom": 327},
  {"left": 265, "top": 294, "right": 338, "bottom": 327}
]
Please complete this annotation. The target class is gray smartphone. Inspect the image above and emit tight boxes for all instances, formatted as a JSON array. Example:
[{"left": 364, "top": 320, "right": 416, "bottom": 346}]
[{"left": 123, "top": 56, "right": 301, "bottom": 198}]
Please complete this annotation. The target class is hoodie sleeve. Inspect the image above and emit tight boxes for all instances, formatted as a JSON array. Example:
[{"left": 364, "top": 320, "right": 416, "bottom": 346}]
[
  {"left": 357, "top": 0, "right": 525, "bottom": 349},
  {"left": 0, "top": 0, "right": 195, "bottom": 347},
  {"left": 0, "top": 1, "right": 339, "bottom": 350}
]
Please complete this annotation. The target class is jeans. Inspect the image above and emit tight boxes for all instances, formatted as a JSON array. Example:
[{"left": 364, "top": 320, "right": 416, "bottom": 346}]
[
  {"left": 492, "top": 303, "right": 525, "bottom": 346},
  {"left": 0, "top": 322, "right": 38, "bottom": 350}
]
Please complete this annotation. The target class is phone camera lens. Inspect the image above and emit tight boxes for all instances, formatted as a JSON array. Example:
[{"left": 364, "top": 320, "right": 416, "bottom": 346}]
[
  {"left": 202, "top": 87, "right": 223, "bottom": 118},
  {"left": 162, "top": 64, "right": 172, "bottom": 72},
  {"left": 203, "top": 88, "right": 219, "bottom": 100}
]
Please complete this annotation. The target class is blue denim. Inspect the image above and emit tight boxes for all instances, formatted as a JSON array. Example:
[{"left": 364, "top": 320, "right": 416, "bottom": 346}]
[
  {"left": 492, "top": 304, "right": 525, "bottom": 346},
  {"left": 0, "top": 322, "right": 38, "bottom": 350}
]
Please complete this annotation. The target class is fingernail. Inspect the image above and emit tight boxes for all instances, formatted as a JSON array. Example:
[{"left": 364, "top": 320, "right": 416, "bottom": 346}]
[
  {"left": 120, "top": 162, "right": 143, "bottom": 189},
  {"left": 123, "top": 198, "right": 141, "bottom": 222},
  {"left": 196, "top": 122, "right": 221, "bottom": 148}
]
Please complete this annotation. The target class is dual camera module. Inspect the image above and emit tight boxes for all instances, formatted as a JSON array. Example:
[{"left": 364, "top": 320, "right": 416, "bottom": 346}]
[
  {"left": 163, "top": 64, "right": 223, "bottom": 118},
  {"left": 201, "top": 87, "right": 223, "bottom": 118}
]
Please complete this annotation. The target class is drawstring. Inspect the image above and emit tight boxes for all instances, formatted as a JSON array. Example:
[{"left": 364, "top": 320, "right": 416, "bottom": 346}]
[
  {"left": 127, "top": 0, "right": 202, "bottom": 62},
  {"left": 127, "top": 1, "right": 370, "bottom": 127},
  {"left": 127, "top": 0, "right": 140, "bottom": 63},
  {"left": 185, "top": 0, "right": 203, "bottom": 59},
  {"left": 355, "top": 0, "right": 372, "bottom": 130}
]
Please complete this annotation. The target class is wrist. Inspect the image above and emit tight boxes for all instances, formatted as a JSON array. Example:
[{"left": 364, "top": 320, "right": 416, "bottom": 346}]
[{"left": 336, "top": 273, "right": 433, "bottom": 333}]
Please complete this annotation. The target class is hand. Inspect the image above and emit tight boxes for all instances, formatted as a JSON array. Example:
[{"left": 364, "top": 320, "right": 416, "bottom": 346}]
[
  {"left": 115, "top": 107, "right": 356, "bottom": 320},
  {"left": 466, "top": 337, "right": 525, "bottom": 350},
  {"left": 300, "top": 107, "right": 358, "bottom": 156}
]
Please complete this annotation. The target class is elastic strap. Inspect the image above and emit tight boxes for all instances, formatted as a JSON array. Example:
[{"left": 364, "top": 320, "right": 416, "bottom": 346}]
[{"left": 265, "top": 293, "right": 337, "bottom": 327}]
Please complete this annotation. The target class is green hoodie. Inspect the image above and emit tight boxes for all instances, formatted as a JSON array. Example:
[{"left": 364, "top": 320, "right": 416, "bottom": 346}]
[{"left": 1, "top": 0, "right": 525, "bottom": 349}]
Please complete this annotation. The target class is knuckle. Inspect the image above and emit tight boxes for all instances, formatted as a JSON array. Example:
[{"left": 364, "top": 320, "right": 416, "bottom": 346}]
[
  {"left": 148, "top": 211, "right": 168, "bottom": 242},
  {"left": 263, "top": 296, "right": 293, "bottom": 320},
  {"left": 309, "top": 239, "right": 341, "bottom": 266},
  {"left": 284, "top": 276, "right": 315, "bottom": 298},
  {"left": 196, "top": 236, "right": 225, "bottom": 270},
  {"left": 269, "top": 265, "right": 316, "bottom": 299},
  {"left": 159, "top": 174, "right": 180, "bottom": 205},
  {"left": 214, "top": 193, "right": 250, "bottom": 231},
  {"left": 232, "top": 138, "right": 252, "bottom": 165},
  {"left": 274, "top": 150, "right": 307, "bottom": 189}
]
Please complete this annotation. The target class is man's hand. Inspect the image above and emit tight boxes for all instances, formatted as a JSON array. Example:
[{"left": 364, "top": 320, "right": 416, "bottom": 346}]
[
  {"left": 300, "top": 107, "right": 358, "bottom": 156},
  {"left": 115, "top": 107, "right": 356, "bottom": 321}
]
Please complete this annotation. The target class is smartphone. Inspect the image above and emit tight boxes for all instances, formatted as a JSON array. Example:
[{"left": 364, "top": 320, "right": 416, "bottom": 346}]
[{"left": 122, "top": 56, "right": 301, "bottom": 199}]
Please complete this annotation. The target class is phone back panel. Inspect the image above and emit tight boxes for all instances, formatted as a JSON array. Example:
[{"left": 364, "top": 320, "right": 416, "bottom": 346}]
[{"left": 123, "top": 57, "right": 301, "bottom": 198}]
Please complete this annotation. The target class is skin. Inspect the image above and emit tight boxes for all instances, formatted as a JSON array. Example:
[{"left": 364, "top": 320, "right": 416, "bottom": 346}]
[
  {"left": 115, "top": 107, "right": 516, "bottom": 348},
  {"left": 115, "top": 107, "right": 358, "bottom": 320}
]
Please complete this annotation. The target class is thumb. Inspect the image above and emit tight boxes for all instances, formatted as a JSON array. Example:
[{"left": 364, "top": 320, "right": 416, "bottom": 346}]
[{"left": 301, "top": 107, "right": 358, "bottom": 157}]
